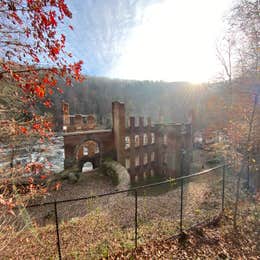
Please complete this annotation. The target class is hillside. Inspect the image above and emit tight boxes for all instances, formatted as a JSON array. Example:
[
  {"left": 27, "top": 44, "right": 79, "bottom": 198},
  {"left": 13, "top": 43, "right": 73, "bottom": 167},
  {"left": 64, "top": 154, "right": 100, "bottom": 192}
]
[{"left": 49, "top": 77, "right": 226, "bottom": 131}]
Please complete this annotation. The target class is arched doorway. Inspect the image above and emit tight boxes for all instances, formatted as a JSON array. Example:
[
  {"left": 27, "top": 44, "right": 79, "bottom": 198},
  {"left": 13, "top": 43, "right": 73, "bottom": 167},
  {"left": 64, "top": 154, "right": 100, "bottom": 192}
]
[
  {"left": 76, "top": 140, "right": 101, "bottom": 171},
  {"left": 82, "top": 161, "right": 94, "bottom": 172}
]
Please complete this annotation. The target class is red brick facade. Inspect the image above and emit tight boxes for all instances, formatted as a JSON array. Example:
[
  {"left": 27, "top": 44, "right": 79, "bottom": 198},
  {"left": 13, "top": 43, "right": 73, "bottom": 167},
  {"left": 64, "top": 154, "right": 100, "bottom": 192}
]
[{"left": 62, "top": 101, "right": 192, "bottom": 183}]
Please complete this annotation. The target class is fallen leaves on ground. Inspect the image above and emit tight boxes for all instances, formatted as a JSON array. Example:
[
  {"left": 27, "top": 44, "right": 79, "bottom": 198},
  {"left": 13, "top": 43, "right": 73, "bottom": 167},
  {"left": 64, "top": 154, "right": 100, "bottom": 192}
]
[{"left": 110, "top": 211, "right": 259, "bottom": 259}]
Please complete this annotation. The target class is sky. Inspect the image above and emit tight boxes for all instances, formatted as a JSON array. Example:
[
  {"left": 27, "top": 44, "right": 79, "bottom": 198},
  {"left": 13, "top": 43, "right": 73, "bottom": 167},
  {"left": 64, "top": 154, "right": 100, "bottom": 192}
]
[{"left": 65, "top": 0, "right": 234, "bottom": 83}]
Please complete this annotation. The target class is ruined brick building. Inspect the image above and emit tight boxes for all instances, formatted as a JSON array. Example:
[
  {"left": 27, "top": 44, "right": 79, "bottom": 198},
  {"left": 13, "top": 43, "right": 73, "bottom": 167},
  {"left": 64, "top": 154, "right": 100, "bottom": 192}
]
[{"left": 62, "top": 101, "right": 192, "bottom": 183}]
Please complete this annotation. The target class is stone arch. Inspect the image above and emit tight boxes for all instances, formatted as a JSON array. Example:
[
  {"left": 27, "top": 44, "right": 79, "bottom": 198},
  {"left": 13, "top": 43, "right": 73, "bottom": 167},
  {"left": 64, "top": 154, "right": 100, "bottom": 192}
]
[
  {"left": 79, "top": 156, "right": 99, "bottom": 171},
  {"left": 75, "top": 138, "right": 104, "bottom": 170}
]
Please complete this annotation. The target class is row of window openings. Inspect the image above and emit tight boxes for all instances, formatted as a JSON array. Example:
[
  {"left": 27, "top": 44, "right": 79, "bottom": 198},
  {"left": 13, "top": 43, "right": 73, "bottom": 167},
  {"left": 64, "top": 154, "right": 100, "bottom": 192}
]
[
  {"left": 83, "top": 146, "right": 99, "bottom": 156},
  {"left": 125, "top": 133, "right": 156, "bottom": 149},
  {"left": 68, "top": 115, "right": 95, "bottom": 124},
  {"left": 125, "top": 134, "right": 168, "bottom": 149},
  {"left": 125, "top": 152, "right": 155, "bottom": 169},
  {"left": 126, "top": 118, "right": 153, "bottom": 128}
]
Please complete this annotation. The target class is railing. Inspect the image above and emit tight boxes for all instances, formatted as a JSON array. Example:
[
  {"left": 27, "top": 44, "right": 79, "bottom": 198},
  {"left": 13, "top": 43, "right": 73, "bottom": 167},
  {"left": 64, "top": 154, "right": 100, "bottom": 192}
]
[{"left": 24, "top": 163, "right": 227, "bottom": 259}]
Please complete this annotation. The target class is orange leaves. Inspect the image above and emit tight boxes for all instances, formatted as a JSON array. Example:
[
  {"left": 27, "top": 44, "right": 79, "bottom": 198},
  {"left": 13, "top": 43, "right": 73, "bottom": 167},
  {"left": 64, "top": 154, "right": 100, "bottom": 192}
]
[
  {"left": 25, "top": 162, "right": 44, "bottom": 174},
  {"left": 32, "top": 123, "right": 41, "bottom": 130},
  {"left": 51, "top": 46, "right": 60, "bottom": 56},
  {"left": 51, "top": 67, "right": 59, "bottom": 74},
  {"left": 50, "top": 78, "right": 57, "bottom": 86},
  {"left": 50, "top": 43, "right": 61, "bottom": 59},
  {"left": 44, "top": 100, "right": 52, "bottom": 108},
  {"left": 0, "top": 0, "right": 83, "bottom": 106},
  {"left": 42, "top": 75, "right": 57, "bottom": 87},
  {"left": 73, "top": 60, "right": 83, "bottom": 73},
  {"left": 27, "top": 116, "right": 53, "bottom": 138},
  {"left": 19, "top": 126, "right": 27, "bottom": 134},
  {"left": 48, "top": 88, "right": 54, "bottom": 95},
  {"left": 55, "top": 182, "right": 61, "bottom": 190},
  {"left": 13, "top": 73, "right": 21, "bottom": 81},
  {"left": 34, "top": 85, "right": 45, "bottom": 98},
  {"left": 0, "top": 0, "right": 83, "bottom": 173},
  {"left": 70, "top": 60, "right": 84, "bottom": 81},
  {"left": 39, "top": 10, "right": 58, "bottom": 28},
  {"left": 48, "top": 30, "right": 56, "bottom": 38},
  {"left": 43, "top": 76, "right": 50, "bottom": 84},
  {"left": 49, "top": 11, "right": 57, "bottom": 27},
  {"left": 0, "top": 5, "right": 73, "bottom": 206},
  {"left": 58, "top": 0, "right": 72, "bottom": 18},
  {"left": 61, "top": 34, "right": 66, "bottom": 45},
  {"left": 40, "top": 13, "right": 49, "bottom": 27},
  {"left": 43, "top": 120, "right": 52, "bottom": 130},
  {"left": 33, "top": 56, "right": 40, "bottom": 63},
  {"left": 40, "top": 175, "right": 47, "bottom": 180}
]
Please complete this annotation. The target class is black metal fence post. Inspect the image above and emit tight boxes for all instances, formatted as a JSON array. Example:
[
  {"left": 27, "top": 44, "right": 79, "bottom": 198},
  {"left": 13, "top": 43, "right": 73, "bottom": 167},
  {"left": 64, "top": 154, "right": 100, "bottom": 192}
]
[
  {"left": 180, "top": 149, "right": 185, "bottom": 234},
  {"left": 22, "top": 164, "right": 227, "bottom": 257},
  {"left": 222, "top": 164, "right": 225, "bottom": 212},
  {"left": 134, "top": 189, "right": 138, "bottom": 248},
  {"left": 54, "top": 201, "right": 62, "bottom": 260},
  {"left": 247, "top": 154, "right": 250, "bottom": 190},
  {"left": 180, "top": 178, "right": 184, "bottom": 233}
]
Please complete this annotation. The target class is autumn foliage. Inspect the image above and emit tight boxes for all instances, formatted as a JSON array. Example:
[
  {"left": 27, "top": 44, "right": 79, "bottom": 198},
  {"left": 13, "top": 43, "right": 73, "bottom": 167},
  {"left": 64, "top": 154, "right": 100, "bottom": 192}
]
[
  {"left": 0, "top": 0, "right": 84, "bottom": 136},
  {"left": 0, "top": 0, "right": 83, "bottom": 208}
]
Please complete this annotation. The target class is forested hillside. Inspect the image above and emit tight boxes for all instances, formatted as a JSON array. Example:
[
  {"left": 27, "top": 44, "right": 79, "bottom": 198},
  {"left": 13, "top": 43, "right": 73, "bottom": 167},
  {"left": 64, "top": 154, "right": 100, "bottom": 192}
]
[{"left": 49, "top": 77, "right": 225, "bottom": 131}]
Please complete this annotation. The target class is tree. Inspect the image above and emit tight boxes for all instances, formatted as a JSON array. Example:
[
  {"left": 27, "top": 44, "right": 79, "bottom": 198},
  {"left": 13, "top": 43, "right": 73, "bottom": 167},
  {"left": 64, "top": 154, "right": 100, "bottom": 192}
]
[
  {"left": 214, "top": 0, "right": 259, "bottom": 228},
  {"left": 213, "top": 0, "right": 259, "bottom": 166},
  {"left": 226, "top": 0, "right": 259, "bottom": 186},
  {"left": 228, "top": 0, "right": 259, "bottom": 78},
  {"left": 0, "top": 0, "right": 84, "bottom": 210},
  {"left": 216, "top": 35, "right": 236, "bottom": 86},
  {"left": 0, "top": 0, "right": 84, "bottom": 132}
]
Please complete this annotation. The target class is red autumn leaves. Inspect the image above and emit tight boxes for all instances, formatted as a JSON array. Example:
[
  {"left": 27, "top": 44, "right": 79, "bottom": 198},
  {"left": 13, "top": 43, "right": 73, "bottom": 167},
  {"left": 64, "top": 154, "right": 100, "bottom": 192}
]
[
  {"left": 1, "top": 0, "right": 84, "bottom": 107},
  {"left": 0, "top": 0, "right": 83, "bottom": 206}
]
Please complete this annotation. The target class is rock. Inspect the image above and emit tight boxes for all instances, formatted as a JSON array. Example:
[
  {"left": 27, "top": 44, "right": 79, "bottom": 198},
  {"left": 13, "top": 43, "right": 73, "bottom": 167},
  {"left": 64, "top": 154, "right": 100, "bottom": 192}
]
[
  {"left": 68, "top": 172, "right": 78, "bottom": 183},
  {"left": 101, "top": 160, "right": 130, "bottom": 190},
  {"left": 46, "top": 166, "right": 80, "bottom": 185}
]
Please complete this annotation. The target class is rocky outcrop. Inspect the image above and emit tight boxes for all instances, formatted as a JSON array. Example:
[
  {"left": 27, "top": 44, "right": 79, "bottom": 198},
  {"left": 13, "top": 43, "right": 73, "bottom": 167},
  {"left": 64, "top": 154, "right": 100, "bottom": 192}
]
[{"left": 100, "top": 160, "right": 130, "bottom": 190}]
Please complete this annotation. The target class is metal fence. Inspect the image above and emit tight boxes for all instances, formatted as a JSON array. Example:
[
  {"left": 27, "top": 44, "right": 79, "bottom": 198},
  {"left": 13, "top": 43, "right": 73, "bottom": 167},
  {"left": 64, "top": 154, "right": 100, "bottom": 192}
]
[{"left": 23, "top": 163, "right": 227, "bottom": 259}]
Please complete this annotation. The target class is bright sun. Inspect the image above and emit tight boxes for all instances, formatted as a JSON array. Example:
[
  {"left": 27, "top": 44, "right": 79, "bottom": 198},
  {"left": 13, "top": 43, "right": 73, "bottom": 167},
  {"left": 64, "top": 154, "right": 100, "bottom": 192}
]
[{"left": 109, "top": 0, "right": 232, "bottom": 83}]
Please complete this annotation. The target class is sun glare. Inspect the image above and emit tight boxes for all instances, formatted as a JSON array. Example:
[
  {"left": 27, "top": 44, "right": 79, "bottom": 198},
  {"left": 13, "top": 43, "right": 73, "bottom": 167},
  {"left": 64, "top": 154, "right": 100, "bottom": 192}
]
[{"left": 109, "top": 0, "right": 232, "bottom": 83}]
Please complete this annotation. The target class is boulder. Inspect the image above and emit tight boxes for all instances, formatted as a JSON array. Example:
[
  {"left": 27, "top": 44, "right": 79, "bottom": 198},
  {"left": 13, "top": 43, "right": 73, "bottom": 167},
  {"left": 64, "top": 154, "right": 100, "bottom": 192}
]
[
  {"left": 101, "top": 160, "right": 130, "bottom": 190},
  {"left": 68, "top": 172, "right": 79, "bottom": 183}
]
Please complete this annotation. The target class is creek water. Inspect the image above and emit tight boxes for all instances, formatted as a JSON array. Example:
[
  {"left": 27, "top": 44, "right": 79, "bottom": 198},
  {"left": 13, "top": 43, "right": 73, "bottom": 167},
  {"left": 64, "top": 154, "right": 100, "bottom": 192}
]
[{"left": 0, "top": 135, "right": 64, "bottom": 174}]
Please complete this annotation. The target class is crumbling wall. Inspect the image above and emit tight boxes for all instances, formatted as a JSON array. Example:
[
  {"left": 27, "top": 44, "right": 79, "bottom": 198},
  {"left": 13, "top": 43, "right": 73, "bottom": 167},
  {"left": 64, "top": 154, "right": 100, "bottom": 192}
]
[
  {"left": 62, "top": 101, "right": 97, "bottom": 132},
  {"left": 124, "top": 116, "right": 157, "bottom": 183},
  {"left": 62, "top": 101, "right": 193, "bottom": 184}
]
